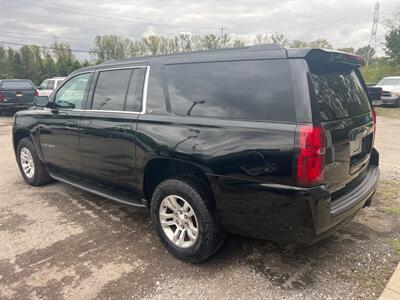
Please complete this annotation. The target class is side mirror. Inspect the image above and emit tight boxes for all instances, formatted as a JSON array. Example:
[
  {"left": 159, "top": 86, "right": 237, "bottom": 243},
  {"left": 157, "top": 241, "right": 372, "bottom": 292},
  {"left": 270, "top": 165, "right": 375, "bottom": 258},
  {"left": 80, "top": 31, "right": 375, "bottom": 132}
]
[
  {"left": 34, "top": 96, "right": 49, "bottom": 107},
  {"left": 366, "top": 86, "right": 382, "bottom": 101}
]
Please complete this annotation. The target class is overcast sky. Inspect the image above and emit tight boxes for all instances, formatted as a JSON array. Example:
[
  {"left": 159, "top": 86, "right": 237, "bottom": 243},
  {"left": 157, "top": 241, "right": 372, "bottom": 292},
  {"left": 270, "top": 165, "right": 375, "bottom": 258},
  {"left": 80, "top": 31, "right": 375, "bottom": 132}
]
[{"left": 0, "top": 0, "right": 398, "bottom": 60}]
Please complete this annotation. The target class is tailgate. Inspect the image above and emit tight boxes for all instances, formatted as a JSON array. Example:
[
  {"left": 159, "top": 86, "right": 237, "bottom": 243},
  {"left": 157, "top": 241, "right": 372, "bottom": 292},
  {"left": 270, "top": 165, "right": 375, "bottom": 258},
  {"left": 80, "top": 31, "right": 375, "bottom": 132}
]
[
  {"left": 308, "top": 62, "right": 374, "bottom": 195},
  {"left": 2, "top": 89, "right": 36, "bottom": 103}
]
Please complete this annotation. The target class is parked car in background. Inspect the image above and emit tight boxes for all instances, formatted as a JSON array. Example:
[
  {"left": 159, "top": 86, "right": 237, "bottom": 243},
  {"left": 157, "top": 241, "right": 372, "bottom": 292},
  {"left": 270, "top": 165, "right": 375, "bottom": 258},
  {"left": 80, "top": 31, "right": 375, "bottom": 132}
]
[
  {"left": 13, "top": 45, "right": 380, "bottom": 262},
  {"left": 0, "top": 79, "right": 37, "bottom": 115},
  {"left": 37, "top": 77, "right": 65, "bottom": 97},
  {"left": 374, "top": 76, "right": 400, "bottom": 107}
]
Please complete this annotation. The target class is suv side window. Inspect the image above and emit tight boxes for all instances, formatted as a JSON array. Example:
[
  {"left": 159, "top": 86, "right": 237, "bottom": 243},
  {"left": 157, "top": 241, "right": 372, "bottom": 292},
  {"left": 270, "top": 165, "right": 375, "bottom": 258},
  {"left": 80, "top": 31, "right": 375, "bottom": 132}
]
[
  {"left": 92, "top": 69, "right": 132, "bottom": 111},
  {"left": 55, "top": 73, "right": 92, "bottom": 109},
  {"left": 126, "top": 68, "right": 146, "bottom": 112},
  {"left": 165, "top": 60, "right": 295, "bottom": 122}
]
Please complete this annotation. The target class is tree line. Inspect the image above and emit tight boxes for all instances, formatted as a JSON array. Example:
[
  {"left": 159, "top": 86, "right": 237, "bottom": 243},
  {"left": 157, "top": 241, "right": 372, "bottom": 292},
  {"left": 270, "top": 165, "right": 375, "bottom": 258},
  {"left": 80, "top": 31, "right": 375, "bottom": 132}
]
[{"left": 1, "top": 9, "right": 400, "bottom": 85}]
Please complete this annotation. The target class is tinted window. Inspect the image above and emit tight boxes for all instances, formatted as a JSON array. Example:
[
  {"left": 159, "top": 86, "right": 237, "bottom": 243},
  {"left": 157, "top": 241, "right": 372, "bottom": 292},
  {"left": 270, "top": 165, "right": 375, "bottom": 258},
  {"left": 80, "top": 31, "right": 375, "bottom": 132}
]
[
  {"left": 55, "top": 73, "right": 91, "bottom": 109},
  {"left": 165, "top": 60, "right": 295, "bottom": 122},
  {"left": 92, "top": 69, "right": 132, "bottom": 111},
  {"left": 1, "top": 81, "right": 33, "bottom": 89},
  {"left": 309, "top": 64, "right": 370, "bottom": 121},
  {"left": 126, "top": 68, "right": 146, "bottom": 112}
]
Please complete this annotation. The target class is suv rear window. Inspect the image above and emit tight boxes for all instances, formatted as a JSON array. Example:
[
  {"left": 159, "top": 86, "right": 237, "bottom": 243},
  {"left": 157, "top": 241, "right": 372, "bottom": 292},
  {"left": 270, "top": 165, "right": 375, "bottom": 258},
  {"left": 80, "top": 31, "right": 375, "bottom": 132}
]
[
  {"left": 165, "top": 60, "right": 295, "bottom": 122},
  {"left": 1, "top": 81, "right": 34, "bottom": 90},
  {"left": 309, "top": 64, "right": 370, "bottom": 121}
]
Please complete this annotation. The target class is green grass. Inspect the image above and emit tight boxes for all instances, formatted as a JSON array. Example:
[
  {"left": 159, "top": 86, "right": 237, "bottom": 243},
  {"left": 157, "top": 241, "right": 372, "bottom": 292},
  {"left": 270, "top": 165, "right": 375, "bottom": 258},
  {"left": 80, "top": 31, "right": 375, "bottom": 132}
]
[
  {"left": 361, "top": 64, "right": 400, "bottom": 85},
  {"left": 389, "top": 239, "right": 400, "bottom": 261},
  {"left": 381, "top": 207, "right": 400, "bottom": 215}
]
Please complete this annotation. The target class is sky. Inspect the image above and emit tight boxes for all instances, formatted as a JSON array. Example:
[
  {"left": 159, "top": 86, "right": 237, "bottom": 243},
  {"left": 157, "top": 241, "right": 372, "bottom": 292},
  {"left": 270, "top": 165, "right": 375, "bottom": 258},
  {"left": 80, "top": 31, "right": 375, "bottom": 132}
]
[{"left": 0, "top": 0, "right": 398, "bottom": 60}]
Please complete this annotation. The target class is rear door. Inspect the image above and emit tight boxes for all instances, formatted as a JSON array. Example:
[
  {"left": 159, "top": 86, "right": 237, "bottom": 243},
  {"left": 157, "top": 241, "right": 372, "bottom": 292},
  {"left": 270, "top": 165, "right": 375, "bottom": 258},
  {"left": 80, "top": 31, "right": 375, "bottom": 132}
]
[
  {"left": 308, "top": 62, "right": 374, "bottom": 194},
  {"left": 0, "top": 80, "right": 36, "bottom": 105},
  {"left": 79, "top": 66, "right": 147, "bottom": 190}
]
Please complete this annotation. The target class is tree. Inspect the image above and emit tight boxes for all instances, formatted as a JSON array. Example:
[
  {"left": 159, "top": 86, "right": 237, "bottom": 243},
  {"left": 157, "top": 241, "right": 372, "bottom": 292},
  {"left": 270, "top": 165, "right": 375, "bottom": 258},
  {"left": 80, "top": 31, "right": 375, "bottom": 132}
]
[
  {"left": 174, "top": 33, "right": 192, "bottom": 52},
  {"left": 202, "top": 34, "right": 221, "bottom": 49},
  {"left": 308, "top": 38, "right": 333, "bottom": 49},
  {"left": 254, "top": 34, "right": 269, "bottom": 45},
  {"left": 220, "top": 33, "right": 231, "bottom": 48},
  {"left": 385, "top": 28, "right": 400, "bottom": 64},
  {"left": 232, "top": 39, "right": 245, "bottom": 48},
  {"left": 91, "top": 35, "right": 130, "bottom": 62},
  {"left": 0, "top": 46, "right": 7, "bottom": 79},
  {"left": 289, "top": 40, "right": 308, "bottom": 48},
  {"left": 143, "top": 35, "right": 162, "bottom": 55},
  {"left": 356, "top": 45, "right": 375, "bottom": 62},
  {"left": 20, "top": 46, "right": 40, "bottom": 84},
  {"left": 270, "top": 32, "right": 288, "bottom": 46},
  {"left": 128, "top": 40, "right": 147, "bottom": 58}
]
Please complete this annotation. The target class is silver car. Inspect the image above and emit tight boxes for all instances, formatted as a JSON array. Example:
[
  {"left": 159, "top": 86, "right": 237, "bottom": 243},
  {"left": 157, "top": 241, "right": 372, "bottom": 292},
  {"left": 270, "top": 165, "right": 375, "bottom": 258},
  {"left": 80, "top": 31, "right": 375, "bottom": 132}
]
[{"left": 374, "top": 76, "right": 400, "bottom": 107}]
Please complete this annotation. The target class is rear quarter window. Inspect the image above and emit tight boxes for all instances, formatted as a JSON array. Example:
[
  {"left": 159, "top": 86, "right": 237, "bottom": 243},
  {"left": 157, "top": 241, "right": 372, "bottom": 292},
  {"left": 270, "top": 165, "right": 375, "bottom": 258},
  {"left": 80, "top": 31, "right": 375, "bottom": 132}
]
[
  {"left": 164, "top": 60, "right": 295, "bottom": 122},
  {"left": 1, "top": 81, "right": 34, "bottom": 90}
]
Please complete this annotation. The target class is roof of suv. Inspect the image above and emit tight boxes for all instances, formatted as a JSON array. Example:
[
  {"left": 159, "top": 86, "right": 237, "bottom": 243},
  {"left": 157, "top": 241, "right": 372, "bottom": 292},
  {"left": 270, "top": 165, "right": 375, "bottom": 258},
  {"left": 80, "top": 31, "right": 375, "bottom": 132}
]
[{"left": 71, "top": 44, "right": 365, "bottom": 75}]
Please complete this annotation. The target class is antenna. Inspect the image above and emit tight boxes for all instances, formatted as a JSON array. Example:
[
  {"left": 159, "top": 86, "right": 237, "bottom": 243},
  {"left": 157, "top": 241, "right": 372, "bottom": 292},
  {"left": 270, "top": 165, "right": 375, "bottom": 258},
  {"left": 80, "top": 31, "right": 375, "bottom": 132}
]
[{"left": 366, "top": 1, "right": 380, "bottom": 66}]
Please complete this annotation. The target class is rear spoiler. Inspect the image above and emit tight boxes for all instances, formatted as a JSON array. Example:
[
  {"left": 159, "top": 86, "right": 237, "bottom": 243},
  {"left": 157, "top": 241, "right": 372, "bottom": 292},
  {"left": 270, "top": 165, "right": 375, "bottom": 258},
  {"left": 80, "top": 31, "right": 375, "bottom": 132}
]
[{"left": 287, "top": 48, "right": 365, "bottom": 66}]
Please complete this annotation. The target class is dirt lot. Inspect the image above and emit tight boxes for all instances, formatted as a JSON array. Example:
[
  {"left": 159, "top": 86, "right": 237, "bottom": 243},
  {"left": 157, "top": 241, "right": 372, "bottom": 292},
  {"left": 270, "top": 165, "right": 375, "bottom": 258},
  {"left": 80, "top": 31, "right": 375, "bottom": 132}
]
[{"left": 0, "top": 114, "right": 399, "bottom": 300}]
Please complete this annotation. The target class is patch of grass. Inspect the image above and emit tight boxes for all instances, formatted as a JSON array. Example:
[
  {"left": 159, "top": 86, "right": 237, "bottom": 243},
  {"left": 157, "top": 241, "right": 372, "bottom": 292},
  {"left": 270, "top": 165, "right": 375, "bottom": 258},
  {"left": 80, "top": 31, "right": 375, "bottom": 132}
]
[
  {"left": 376, "top": 180, "right": 400, "bottom": 202},
  {"left": 375, "top": 107, "right": 400, "bottom": 119},
  {"left": 389, "top": 239, "right": 400, "bottom": 261},
  {"left": 381, "top": 207, "right": 400, "bottom": 215}
]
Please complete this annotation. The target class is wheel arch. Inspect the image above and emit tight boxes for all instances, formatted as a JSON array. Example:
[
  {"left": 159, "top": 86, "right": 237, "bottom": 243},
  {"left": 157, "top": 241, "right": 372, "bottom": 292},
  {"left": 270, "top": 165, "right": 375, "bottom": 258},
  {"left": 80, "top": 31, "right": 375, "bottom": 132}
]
[
  {"left": 142, "top": 158, "right": 217, "bottom": 207},
  {"left": 13, "top": 130, "right": 43, "bottom": 160}
]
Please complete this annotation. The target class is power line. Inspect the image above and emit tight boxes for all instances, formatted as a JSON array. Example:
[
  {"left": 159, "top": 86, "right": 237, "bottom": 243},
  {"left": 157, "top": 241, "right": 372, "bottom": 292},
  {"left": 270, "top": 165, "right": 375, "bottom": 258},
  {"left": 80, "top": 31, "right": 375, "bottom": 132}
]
[{"left": 0, "top": 41, "right": 95, "bottom": 54}]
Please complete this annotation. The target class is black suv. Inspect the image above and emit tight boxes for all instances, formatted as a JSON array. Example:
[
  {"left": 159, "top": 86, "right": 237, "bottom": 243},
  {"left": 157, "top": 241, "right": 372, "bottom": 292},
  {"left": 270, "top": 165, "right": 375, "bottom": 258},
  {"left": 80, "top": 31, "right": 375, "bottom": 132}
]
[
  {"left": 12, "top": 45, "right": 380, "bottom": 262},
  {"left": 0, "top": 79, "right": 37, "bottom": 115}
]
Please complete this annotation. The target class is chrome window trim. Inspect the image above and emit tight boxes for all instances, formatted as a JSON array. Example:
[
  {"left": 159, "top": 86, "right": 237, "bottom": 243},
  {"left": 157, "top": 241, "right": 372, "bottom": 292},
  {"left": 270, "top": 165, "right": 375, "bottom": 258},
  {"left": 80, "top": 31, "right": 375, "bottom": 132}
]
[
  {"left": 43, "top": 65, "right": 150, "bottom": 115},
  {"left": 88, "top": 65, "right": 150, "bottom": 115}
]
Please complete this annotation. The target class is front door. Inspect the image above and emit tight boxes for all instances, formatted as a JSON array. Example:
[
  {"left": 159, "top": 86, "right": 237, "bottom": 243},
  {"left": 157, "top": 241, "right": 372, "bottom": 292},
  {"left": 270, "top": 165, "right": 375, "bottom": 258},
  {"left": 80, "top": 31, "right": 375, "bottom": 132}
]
[
  {"left": 38, "top": 72, "right": 93, "bottom": 175},
  {"left": 79, "top": 66, "right": 147, "bottom": 190}
]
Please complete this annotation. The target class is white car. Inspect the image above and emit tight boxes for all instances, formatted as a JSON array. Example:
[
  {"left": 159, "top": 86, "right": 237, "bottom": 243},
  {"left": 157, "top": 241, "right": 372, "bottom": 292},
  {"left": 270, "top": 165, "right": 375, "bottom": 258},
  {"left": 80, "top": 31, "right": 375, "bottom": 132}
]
[
  {"left": 374, "top": 76, "right": 400, "bottom": 107},
  {"left": 37, "top": 77, "right": 65, "bottom": 97}
]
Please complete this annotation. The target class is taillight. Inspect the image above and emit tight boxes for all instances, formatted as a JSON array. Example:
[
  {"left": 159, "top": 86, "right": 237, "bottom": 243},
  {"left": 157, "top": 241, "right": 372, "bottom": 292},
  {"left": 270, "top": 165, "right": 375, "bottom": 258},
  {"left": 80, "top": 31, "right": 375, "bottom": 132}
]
[
  {"left": 296, "top": 125, "right": 325, "bottom": 187},
  {"left": 34, "top": 90, "right": 39, "bottom": 97},
  {"left": 0, "top": 92, "right": 4, "bottom": 102},
  {"left": 372, "top": 108, "right": 376, "bottom": 146}
]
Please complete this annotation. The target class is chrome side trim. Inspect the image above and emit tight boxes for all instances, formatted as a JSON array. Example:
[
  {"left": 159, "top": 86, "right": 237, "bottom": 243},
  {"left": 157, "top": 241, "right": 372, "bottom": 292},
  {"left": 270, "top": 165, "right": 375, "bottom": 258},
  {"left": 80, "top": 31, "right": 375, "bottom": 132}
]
[{"left": 42, "top": 65, "right": 150, "bottom": 115}]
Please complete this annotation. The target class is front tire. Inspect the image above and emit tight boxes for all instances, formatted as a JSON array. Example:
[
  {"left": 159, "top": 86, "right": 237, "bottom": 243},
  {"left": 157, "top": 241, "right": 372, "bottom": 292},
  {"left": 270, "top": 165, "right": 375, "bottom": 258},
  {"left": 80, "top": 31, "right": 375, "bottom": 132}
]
[
  {"left": 16, "top": 137, "right": 52, "bottom": 186},
  {"left": 150, "top": 177, "right": 225, "bottom": 262}
]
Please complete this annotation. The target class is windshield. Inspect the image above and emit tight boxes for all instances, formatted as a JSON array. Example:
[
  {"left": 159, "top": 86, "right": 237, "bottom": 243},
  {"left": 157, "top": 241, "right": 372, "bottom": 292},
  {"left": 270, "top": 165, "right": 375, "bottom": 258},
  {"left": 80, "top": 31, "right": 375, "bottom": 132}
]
[
  {"left": 309, "top": 64, "right": 370, "bottom": 121},
  {"left": 377, "top": 78, "right": 400, "bottom": 86}
]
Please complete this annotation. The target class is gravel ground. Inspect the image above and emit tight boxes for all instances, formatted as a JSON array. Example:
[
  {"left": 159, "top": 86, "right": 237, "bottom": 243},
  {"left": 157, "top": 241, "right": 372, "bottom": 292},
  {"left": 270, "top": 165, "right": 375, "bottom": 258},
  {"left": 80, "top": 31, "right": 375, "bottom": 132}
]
[{"left": 0, "top": 114, "right": 399, "bottom": 300}]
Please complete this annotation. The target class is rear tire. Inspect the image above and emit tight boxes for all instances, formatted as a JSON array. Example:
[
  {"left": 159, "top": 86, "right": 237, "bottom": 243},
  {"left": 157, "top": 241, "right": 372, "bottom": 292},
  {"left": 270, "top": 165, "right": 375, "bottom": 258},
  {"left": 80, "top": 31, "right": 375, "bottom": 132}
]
[
  {"left": 16, "top": 137, "right": 52, "bottom": 186},
  {"left": 150, "top": 177, "right": 225, "bottom": 262}
]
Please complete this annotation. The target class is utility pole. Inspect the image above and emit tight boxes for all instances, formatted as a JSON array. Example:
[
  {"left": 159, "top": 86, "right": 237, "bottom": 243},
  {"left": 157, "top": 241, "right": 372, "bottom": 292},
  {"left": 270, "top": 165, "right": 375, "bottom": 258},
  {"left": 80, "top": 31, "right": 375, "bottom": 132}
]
[
  {"left": 219, "top": 25, "right": 225, "bottom": 38},
  {"left": 366, "top": 1, "right": 380, "bottom": 66}
]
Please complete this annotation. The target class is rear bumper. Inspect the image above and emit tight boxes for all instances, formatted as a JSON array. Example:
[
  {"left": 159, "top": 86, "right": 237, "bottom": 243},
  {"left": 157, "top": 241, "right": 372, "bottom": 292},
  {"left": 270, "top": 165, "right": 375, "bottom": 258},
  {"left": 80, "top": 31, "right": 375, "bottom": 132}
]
[
  {"left": 213, "top": 151, "right": 380, "bottom": 244},
  {"left": 0, "top": 102, "right": 33, "bottom": 109}
]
